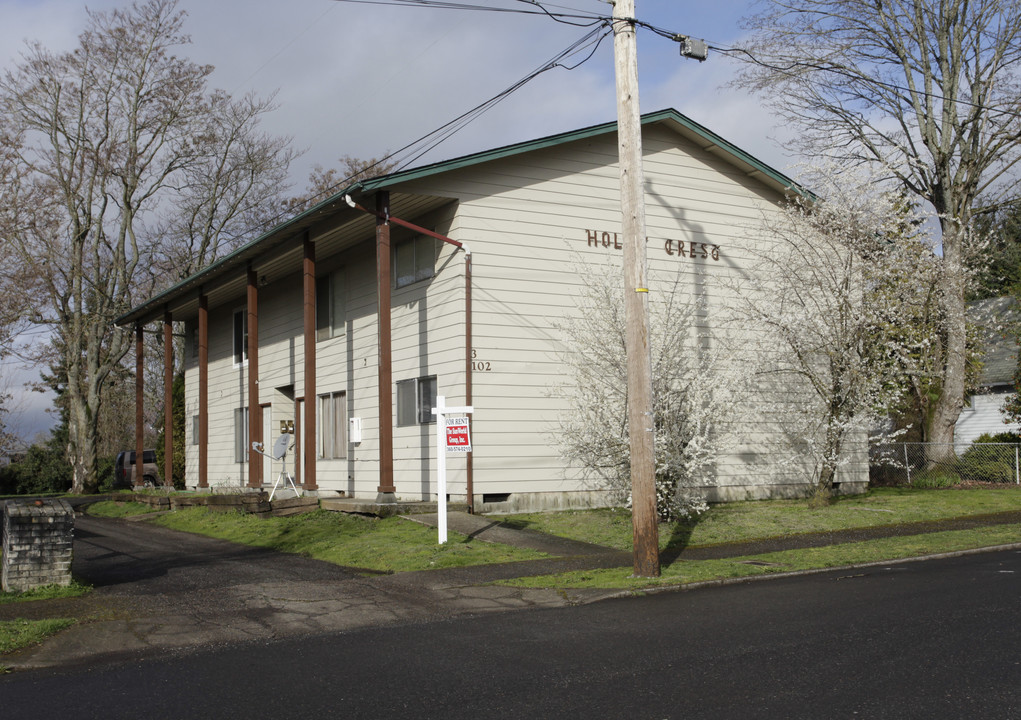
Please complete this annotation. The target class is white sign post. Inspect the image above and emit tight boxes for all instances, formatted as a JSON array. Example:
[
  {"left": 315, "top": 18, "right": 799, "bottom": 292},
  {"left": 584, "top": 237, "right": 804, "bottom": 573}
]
[{"left": 432, "top": 395, "right": 473, "bottom": 544}]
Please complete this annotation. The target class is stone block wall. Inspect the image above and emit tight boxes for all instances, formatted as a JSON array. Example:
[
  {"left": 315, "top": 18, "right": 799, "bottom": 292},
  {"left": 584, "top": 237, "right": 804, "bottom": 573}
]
[{"left": 1, "top": 498, "right": 74, "bottom": 592}]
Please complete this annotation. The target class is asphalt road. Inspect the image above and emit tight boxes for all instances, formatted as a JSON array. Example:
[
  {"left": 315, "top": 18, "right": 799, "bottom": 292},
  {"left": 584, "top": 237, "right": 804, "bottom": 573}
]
[{"left": 3, "top": 546, "right": 1019, "bottom": 719}]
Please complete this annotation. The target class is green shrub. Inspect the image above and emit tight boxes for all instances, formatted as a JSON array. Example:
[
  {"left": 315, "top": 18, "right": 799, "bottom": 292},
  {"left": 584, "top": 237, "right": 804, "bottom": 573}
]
[
  {"left": 0, "top": 441, "right": 71, "bottom": 494},
  {"left": 910, "top": 468, "right": 962, "bottom": 489},
  {"left": 955, "top": 442, "right": 1017, "bottom": 483},
  {"left": 973, "top": 431, "right": 1021, "bottom": 444}
]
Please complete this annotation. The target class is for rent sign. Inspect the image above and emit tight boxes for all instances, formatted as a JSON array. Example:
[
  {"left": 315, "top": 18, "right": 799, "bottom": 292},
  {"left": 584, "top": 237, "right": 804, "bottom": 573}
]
[
  {"left": 432, "top": 397, "right": 474, "bottom": 545},
  {"left": 445, "top": 416, "right": 471, "bottom": 453}
]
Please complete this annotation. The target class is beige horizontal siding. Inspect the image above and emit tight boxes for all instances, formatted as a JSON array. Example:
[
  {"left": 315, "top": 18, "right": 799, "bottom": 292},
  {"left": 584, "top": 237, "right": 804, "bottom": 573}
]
[{"left": 181, "top": 120, "right": 860, "bottom": 500}]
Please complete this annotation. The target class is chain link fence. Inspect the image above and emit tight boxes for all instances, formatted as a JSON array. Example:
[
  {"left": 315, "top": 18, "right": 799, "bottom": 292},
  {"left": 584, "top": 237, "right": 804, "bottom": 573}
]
[{"left": 870, "top": 442, "right": 1021, "bottom": 487}]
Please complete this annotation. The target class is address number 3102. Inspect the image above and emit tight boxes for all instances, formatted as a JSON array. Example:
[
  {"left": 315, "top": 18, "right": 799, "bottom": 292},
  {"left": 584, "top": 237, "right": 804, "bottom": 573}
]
[{"left": 471, "top": 349, "right": 491, "bottom": 372}]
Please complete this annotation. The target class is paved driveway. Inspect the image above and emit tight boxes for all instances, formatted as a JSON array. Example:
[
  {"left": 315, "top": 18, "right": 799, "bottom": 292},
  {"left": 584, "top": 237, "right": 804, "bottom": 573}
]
[{"left": 5, "top": 514, "right": 588, "bottom": 670}]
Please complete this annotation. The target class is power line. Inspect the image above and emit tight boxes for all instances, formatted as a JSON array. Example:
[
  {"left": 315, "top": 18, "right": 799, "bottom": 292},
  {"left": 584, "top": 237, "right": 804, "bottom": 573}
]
[
  {"left": 234, "top": 22, "right": 612, "bottom": 241},
  {"left": 392, "top": 23, "right": 611, "bottom": 170},
  {"left": 327, "top": 0, "right": 606, "bottom": 25},
  {"left": 221, "top": 0, "right": 691, "bottom": 243},
  {"left": 711, "top": 44, "right": 1021, "bottom": 123}
]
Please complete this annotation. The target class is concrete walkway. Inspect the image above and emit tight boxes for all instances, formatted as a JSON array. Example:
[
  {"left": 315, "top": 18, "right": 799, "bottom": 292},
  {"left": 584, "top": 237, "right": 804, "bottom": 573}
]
[{"left": 4, "top": 508, "right": 1021, "bottom": 672}]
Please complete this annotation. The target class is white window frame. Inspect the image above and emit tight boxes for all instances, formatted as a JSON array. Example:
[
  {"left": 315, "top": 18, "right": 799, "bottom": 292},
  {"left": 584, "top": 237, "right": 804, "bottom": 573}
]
[
  {"left": 318, "top": 391, "right": 348, "bottom": 459},
  {"left": 316, "top": 268, "right": 346, "bottom": 341},
  {"left": 188, "top": 323, "right": 199, "bottom": 360},
  {"left": 234, "top": 407, "right": 249, "bottom": 463},
  {"left": 396, "top": 376, "right": 437, "bottom": 427},
  {"left": 394, "top": 235, "right": 436, "bottom": 289},
  {"left": 233, "top": 307, "right": 248, "bottom": 367}
]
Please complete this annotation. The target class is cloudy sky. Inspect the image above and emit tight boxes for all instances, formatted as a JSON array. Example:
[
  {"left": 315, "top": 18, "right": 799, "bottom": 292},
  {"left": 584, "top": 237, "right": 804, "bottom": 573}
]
[{"left": 1, "top": 0, "right": 793, "bottom": 440}]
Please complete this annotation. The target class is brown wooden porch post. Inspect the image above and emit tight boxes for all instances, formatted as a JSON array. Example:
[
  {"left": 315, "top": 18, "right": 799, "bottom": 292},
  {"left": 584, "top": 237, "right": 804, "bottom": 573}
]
[
  {"left": 135, "top": 323, "right": 145, "bottom": 487},
  {"left": 293, "top": 397, "right": 302, "bottom": 486},
  {"left": 247, "top": 268, "right": 262, "bottom": 488},
  {"left": 302, "top": 235, "right": 317, "bottom": 492},
  {"left": 376, "top": 191, "right": 396, "bottom": 501},
  {"left": 163, "top": 310, "right": 174, "bottom": 488},
  {"left": 198, "top": 292, "right": 209, "bottom": 489}
]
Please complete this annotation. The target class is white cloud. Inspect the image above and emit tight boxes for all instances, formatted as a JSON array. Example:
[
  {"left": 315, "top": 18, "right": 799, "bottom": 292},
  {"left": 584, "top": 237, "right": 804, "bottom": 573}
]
[{"left": 1, "top": 0, "right": 792, "bottom": 441}]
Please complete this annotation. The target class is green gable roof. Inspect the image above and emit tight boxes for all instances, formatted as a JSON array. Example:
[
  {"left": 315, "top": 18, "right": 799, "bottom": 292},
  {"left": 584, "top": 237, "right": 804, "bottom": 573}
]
[
  {"left": 116, "top": 108, "right": 805, "bottom": 327},
  {"left": 350, "top": 107, "right": 803, "bottom": 197}
]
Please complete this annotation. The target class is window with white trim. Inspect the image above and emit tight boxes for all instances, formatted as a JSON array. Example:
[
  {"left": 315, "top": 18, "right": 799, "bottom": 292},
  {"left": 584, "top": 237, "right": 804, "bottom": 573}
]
[
  {"left": 234, "top": 407, "right": 249, "bottom": 463},
  {"left": 394, "top": 235, "right": 436, "bottom": 288},
  {"left": 233, "top": 308, "right": 248, "bottom": 366},
  {"left": 396, "top": 376, "right": 437, "bottom": 426},
  {"left": 316, "top": 268, "right": 346, "bottom": 341},
  {"left": 318, "top": 391, "right": 348, "bottom": 459},
  {"left": 187, "top": 322, "right": 198, "bottom": 360}
]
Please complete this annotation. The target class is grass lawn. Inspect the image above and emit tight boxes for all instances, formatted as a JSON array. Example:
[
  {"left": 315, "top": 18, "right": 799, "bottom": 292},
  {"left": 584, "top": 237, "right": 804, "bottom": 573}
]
[
  {"left": 498, "top": 486, "right": 1021, "bottom": 552},
  {"left": 494, "top": 487, "right": 1021, "bottom": 590},
  {"left": 87, "top": 487, "right": 1021, "bottom": 588},
  {"left": 139, "top": 507, "right": 549, "bottom": 574},
  {"left": 85, "top": 500, "right": 163, "bottom": 518},
  {"left": 0, "top": 581, "right": 92, "bottom": 605},
  {"left": 0, "top": 619, "right": 76, "bottom": 657},
  {"left": 501, "top": 524, "right": 1021, "bottom": 590},
  {"left": 0, "top": 584, "right": 88, "bottom": 659}
]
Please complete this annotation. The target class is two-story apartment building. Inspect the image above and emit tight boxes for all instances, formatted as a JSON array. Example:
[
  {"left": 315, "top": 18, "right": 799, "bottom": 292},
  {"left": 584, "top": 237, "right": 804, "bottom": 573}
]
[{"left": 117, "top": 109, "right": 865, "bottom": 512}]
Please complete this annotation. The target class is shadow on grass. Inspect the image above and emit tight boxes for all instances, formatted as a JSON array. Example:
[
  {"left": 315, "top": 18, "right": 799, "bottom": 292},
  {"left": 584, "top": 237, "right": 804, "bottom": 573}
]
[{"left": 659, "top": 516, "right": 701, "bottom": 568}]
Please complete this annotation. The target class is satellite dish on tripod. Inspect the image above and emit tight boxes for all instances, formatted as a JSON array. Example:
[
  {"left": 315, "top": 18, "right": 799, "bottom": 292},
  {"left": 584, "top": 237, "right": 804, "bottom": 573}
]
[{"left": 252, "top": 435, "right": 299, "bottom": 501}]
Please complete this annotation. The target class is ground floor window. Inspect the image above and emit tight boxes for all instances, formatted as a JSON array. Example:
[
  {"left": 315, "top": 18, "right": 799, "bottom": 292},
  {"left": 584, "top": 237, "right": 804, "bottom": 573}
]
[
  {"left": 234, "top": 407, "right": 249, "bottom": 463},
  {"left": 396, "top": 376, "right": 437, "bottom": 426},
  {"left": 319, "top": 391, "right": 347, "bottom": 459}
]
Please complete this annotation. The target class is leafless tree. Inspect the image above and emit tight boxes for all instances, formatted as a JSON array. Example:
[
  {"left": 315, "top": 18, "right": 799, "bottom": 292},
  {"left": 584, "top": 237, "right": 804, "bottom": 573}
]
[
  {"left": 0, "top": 0, "right": 295, "bottom": 493},
  {"left": 734, "top": 0, "right": 1021, "bottom": 462},
  {"left": 154, "top": 91, "right": 297, "bottom": 282},
  {"left": 284, "top": 153, "right": 400, "bottom": 215}
]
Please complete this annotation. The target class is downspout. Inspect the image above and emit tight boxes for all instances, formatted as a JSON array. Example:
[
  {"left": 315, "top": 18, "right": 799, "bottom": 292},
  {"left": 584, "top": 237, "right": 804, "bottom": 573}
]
[{"left": 344, "top": 195, "right": 475, "bottom": 513}]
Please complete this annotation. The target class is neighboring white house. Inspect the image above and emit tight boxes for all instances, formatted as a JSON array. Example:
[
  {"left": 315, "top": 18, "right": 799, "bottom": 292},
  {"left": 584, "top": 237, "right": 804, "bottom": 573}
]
[
  {"left": 117, "top": 109, "right": 867, "bottom": 512},
  {"left": 955, "top": 296, "right": 1020, "bottom": 452}
]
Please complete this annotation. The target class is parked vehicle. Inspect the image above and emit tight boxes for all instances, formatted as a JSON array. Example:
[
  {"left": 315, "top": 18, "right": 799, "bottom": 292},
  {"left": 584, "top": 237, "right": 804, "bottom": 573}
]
[{"left": 113, "top": 450, "right": 162, "bottom": 489}]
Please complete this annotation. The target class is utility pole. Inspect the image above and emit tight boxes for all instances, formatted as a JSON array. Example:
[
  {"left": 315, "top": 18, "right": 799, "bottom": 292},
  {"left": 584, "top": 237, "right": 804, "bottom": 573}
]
[{"left": 611, "top": 0, "right": 659, "bottom": 577}]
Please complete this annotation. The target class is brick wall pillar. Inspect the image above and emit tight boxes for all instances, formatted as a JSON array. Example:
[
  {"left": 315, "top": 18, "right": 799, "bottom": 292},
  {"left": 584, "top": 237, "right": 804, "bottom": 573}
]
[{"left": 1, "top": 499, "right": 74, "bottom": 592}]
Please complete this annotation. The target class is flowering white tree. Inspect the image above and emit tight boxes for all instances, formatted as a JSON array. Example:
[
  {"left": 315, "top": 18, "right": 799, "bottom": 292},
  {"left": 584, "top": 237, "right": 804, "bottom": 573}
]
[
  {"left": 554, "top": 262, "right": 738, "bottom": 521},
  {"left": 734, "top": 0, "right": 1021, "bottom": 463},
  {"left": 736, "top": 190, "right": 932, "bottom": 502}
]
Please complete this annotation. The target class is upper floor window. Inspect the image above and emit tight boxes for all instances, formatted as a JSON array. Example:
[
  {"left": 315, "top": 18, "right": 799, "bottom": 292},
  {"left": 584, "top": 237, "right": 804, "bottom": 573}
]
[
  {"left": 316, "top": 268, "right": 346, "bottom": 341},
  {"left": 394, "top": 235, "right": 436, "bottom": 288},
  {"left": 233, "top": 308, "right": 248, "bottom": 366}
]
